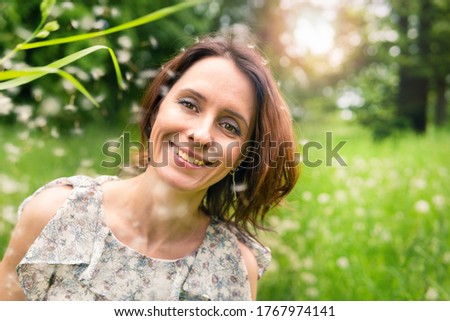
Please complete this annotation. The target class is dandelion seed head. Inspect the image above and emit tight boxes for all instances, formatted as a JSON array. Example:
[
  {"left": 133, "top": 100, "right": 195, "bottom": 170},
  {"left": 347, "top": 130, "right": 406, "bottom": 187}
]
[
  {"left": 71, "top": 123, "right": 84, "bottom": 136},
  {"left": 233, "top": 182, "right": 247, "bottom": 193},
  {"left": 354, "top": 157, "right": 366, "bottom": 170},
  {"left": 64, "top": 104, "right": 77, "bottom": 112},
  {"left": 266, "top": 259, "right": 279, "bottom": 273},
  {"left": 324, "top": 206, "right": 333, "bottom": 216},
  {"left": 302, "top": 257, "right": 314, "bottom": 269},
  {"left": 2, "top": 206, "right": 17, "bottom": 224},
  {"left": 336, "top": 256, "right": 349, "bottom": 270},
  {"left": 0, "top": 175, "right": 28, "bottom": 195},
  {"left": 353, "top": 222, "right": 365, "bottom": 231},
  {"left": 111, "top": 8, "right": 120, "bottom": 18},
  {"left": 277, "top": 218, "right": 299, "bottom": 234},
  {"left": 50, "top": 127, "right": 60, "bottom": 139},
  {"left": 334, "top": 167, "right": 347, "bottom": 180},
  {"left": 165, "top": 68, "right": 176, "bottom": 79},
  {"left": 317, "top": 193, "right": 330, "bottom": 204},
  {"left": 159, "top": 85, "right": 170, "bottom": 97},
  {"left": 301, "top": 272, "right": 317, "bottom": 285},
  {"left": 411, "top": 178, "right": 427, "bottom": 190},
  {"left": 425, "top": 287, "right": 439, "bottom": 300},
  {"left": 0, "top": 94, "right": 13, "bottom": 115},
  {"left": 302, "top": 191, "right": 312, "bottom": 201},
  {"left": 79, "top": 15, "right": 95, "bottom": 30},
  {"left": 299, "top": 139, "right": 309, "bottom": 146},
  {"left": 80, "top": 159, "right": 94, "bottom": 168},
  {"left": 355, "top": 207, "right": 365, "bottom": 217},
  {"left": 4, "top": 143, "right": 20, "bottom": 156},
  {"left": 91, "top": 67, "right": 105, "bottom": 80},
  {"left": 118, "top": 35, "right": 133, "bottom": 49},
  {"left": 18, "top": 131, "right": 29, "bottom": 140},
  {"left": 62, "top": 2, "right": 74, "bottom": 10},
  {"left": 53, "top": 147, "right": 66, "bottom": 157},
  {"left": 70, "top": 19, "right": 79, "bottom": 29},
  {"left": 437, "top": 166, "right": 448, "bottom": 177},
  {"left": 184, "top": 24, "right": 195, "bottom": 35},
  {"left": 34, "top": 116, "right": 47, "bottom": 128},
  {"left": 432, "top": 195, "right": 445, "bottom": 210},
  {"left": 334, "top": 190, "right": 347, "bottom": 203},
  {"left": 117, "top": 50, "right": 131, "bottom": 64},
  {"left": 94, "top": 19, "right": 108, "bottom": 30},
  {"left": 131, "top": 221, "right": 141, "bottom": 229},
  {"left": 149, "top": 36, "right": 158, "bottom": 48},
  {"left": 414, "top": 200, "right": 430, "bottom": 214},
  {"left": 93, "top": 5, "right": 106, "bottom": 16},
  {"left": 305, "top": 287, "right": 319, "bottom": 298},
  {"left": 40, "top": 97, "right": 61, "bottom": 116},
  {"left": 15, "top": 105, "right": 33, "bottom": 123}
]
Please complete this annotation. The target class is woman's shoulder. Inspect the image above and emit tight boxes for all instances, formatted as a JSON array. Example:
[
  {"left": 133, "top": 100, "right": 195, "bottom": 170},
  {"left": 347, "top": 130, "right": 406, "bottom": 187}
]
[
  {"left": 16, "top": 175, "right": 118, "bottom": 249},
  {"left": 18, "top": 175, "right": 118, "bottom": 214},
  {"left": 211, "top": 220, "right": 272, "bottom": 279},
  {"left": 20, "top": 183, "right": 73, "bottom": 232}
]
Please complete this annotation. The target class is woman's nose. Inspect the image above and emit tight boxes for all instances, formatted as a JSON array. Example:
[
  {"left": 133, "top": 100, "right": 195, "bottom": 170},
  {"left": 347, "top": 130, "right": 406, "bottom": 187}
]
[{"left": 188, "top": 119, "right": 214, "bottom": 148}]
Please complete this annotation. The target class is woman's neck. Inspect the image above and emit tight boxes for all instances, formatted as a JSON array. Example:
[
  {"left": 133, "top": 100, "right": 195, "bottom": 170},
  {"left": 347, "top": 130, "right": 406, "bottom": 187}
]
[{"left": 102, "top": 168, "right": 210, "bottom": 258}]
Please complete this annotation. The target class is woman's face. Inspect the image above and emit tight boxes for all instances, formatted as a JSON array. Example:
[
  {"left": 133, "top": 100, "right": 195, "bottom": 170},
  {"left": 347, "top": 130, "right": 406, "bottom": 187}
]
[{"left": 148, "top": 56, "right": 256, "bottom": 192}]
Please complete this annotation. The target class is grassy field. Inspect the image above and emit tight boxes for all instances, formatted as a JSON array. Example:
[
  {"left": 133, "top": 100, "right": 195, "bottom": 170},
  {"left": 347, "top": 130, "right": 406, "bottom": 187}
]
[
  {"left": 259, "top": 117, "right": 450, "bottom": 300},
  {"left": 1, "top": 118, "right": 449, "bottom": 300}
]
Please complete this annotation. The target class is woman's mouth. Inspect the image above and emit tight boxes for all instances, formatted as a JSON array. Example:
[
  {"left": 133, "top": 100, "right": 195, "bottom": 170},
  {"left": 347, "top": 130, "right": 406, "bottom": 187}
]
[
  {"left": 171, "top": 142, "right": 214, "bottom": 167},
  {"left": 176, "top": 148, "right": 206, "bottom": 166}
]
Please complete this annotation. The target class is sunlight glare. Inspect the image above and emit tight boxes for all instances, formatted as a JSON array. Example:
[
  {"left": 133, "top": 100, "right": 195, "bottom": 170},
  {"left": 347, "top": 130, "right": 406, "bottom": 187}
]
[{"left": 294, "top": 12, "right": 335, "bottom": 55}]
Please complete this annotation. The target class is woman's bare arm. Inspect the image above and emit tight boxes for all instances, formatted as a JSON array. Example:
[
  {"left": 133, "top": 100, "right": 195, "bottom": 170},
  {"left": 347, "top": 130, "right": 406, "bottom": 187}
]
[{"left": 0, "top": 186, "right": 72, "bottom": 300}]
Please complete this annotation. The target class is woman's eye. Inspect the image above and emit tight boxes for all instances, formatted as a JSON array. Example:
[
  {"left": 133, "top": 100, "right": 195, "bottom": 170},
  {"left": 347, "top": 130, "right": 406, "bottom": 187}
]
[
  {"left": 178, "top": 99, "right": 197, "bottom": 111},
  {"left": 220, "top": 122, "right": 241, "bottom": 135}
]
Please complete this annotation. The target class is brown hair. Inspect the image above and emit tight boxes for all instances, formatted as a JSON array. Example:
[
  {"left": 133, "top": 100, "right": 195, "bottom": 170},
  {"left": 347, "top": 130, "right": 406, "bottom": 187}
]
[{"left": 140, "top": 33, "right": 299, "bottom": 237}]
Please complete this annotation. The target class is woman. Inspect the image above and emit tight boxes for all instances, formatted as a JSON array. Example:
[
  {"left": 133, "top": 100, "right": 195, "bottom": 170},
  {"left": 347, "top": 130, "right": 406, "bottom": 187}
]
[{"left": 0, "top": 33, "right": 299, "bottom": 300}]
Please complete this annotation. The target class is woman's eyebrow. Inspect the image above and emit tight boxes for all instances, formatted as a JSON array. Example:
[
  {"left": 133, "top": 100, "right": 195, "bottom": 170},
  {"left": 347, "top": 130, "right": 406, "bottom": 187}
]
[
  {"left": 179, "top": 88, "right": 207, "bottom": 102},
  {"left": 223, "top": 108, "right": 250, "bottom": 133},
  {"left": 179, "top": 88, "right": 250, "bottom": 133}
]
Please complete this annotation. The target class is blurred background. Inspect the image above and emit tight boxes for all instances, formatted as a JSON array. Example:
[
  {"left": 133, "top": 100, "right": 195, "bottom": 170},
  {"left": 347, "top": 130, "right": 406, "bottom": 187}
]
[{"left": 0, "top": 0, "right": 449, "bottom": 300}]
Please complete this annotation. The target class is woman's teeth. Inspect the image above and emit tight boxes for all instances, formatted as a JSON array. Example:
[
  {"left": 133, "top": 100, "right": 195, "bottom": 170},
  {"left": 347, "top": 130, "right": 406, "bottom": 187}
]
[{"left": 177, "top": 149, "right": 205, "bottom": 166}]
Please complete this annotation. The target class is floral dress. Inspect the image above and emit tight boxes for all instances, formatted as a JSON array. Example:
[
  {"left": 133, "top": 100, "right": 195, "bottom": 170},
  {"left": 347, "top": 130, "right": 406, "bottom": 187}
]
[{"left": 16, "top": 175, "right": 271, "bottom": 301}]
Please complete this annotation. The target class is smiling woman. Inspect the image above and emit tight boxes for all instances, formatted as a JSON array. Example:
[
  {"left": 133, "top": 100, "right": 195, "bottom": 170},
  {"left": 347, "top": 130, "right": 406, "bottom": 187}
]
[
  {"left": 0, "top": 32, "right": 299, "bottom": 301},
  {"left": 147, "top": 56, "right": 255, "bottom": 193}
]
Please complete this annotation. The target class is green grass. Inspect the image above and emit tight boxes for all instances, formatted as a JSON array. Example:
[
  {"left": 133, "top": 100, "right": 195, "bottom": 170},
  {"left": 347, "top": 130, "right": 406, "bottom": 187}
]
[
  {"left": 1, "top": 118, "right": 449, "bottom": 300},
  {"left": 258, "top": 117, "right": 450, "bottom": 300}
]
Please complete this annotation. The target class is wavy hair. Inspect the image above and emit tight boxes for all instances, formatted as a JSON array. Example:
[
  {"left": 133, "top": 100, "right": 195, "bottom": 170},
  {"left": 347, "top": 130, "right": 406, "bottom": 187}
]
[{"left": 140, "top": 33, "right": 299, "bottom": 237}]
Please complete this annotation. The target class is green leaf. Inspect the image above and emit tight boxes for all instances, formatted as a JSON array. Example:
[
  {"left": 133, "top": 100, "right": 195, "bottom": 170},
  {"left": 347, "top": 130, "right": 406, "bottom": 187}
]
[
  {"left": 40, "top": 0, "right": 56, "bottom": 20},
  {"left": 43, "top": 21, "right": 60, "bottom": 32},
  {"left": 35, "top": 30, "right": 50, "bottom": 39},
  {"left": 0, "top": 45, "right": 125, "bottom": 106},
  {"left": 20, "top": 0, "right": 207, "bottom": 50},
  {"left": 0, "top": 67, "right": 98, "bottom": 107}
]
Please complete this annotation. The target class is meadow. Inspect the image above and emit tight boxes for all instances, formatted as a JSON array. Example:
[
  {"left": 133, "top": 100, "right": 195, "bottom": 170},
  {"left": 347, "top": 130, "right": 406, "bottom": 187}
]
[{"left": 1, "top": 117, "right": 449, "bottom": 300}]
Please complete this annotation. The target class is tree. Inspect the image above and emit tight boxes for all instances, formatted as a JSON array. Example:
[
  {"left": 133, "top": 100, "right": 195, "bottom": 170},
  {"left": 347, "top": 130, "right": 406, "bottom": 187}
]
[
  {"left": 383, "top": 0, "right": 449, "bottom": 132},
  {"left": 393, "top": 0, "right": 431, "bottom": 133}
]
